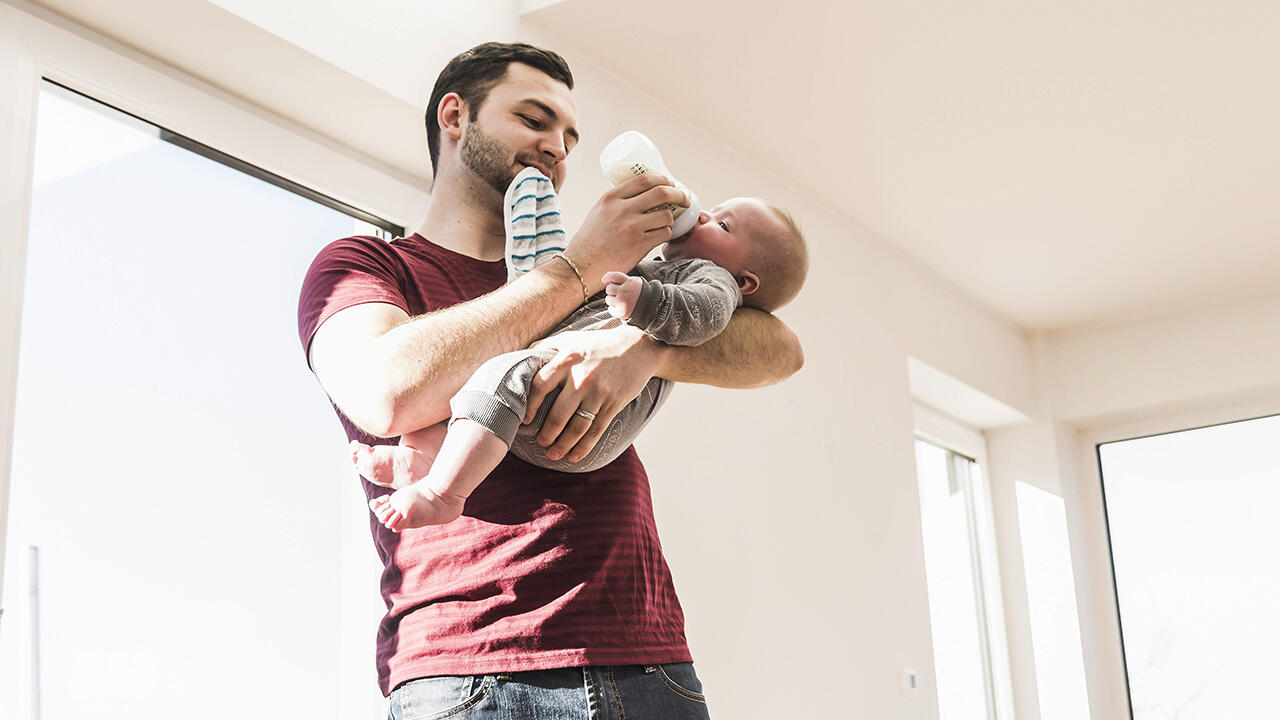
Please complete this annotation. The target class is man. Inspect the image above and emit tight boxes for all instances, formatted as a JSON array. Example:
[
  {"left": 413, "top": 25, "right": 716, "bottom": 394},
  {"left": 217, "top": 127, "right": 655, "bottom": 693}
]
[{"left": 298, "top": 42, "right": 802, "bottom": 718}]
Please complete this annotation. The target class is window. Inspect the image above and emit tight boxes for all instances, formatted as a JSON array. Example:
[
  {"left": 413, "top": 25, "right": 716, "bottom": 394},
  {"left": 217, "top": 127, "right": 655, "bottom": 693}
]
[
  {"left": 1016, "top": 482, "right": 1091, "bottom": 720},
  {"left": 914, "top": 432, "right": 1006, "bottom": 720},
  {"left": 1098, "top": 414, "right": 1280, "bottom": 719},
  {"left": 0, "top": 82, "right": 390, "bottom": 718}
]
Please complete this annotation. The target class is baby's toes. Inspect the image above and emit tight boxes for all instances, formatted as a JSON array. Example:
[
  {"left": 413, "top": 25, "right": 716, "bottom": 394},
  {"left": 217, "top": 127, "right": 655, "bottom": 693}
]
[
  {"left": 370, "top": 496, "right": 395, "bottom": 521},
  {"left": 385, "top": 511, "right": 404, "bottom": 533}
]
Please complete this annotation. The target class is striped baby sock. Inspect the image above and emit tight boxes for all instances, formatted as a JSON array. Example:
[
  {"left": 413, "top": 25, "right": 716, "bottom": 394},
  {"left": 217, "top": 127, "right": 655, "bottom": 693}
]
[{"left": 503, "top": 167, "right": 565, "bottom": 282}]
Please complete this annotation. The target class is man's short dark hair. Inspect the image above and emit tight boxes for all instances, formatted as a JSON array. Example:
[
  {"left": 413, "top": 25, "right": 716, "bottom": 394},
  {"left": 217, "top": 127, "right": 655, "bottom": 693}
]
[{"left": 425, "top": 42, "right": 574, "bottom": 175}]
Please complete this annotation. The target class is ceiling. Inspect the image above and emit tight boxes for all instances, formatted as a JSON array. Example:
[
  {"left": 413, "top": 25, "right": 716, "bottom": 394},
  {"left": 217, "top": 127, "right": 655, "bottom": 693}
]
[
  {"left": 525, "top": 0, "right": 1280, "bottom": 332},
  {"left": 27, "top": 0, "right": 1280, "bottom": 332}
]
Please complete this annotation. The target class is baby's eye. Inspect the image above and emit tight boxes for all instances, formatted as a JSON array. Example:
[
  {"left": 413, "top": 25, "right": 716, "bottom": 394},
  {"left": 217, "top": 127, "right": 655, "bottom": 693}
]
[{"left": 718, "top": 220, "right": 729, "bottom": 231}]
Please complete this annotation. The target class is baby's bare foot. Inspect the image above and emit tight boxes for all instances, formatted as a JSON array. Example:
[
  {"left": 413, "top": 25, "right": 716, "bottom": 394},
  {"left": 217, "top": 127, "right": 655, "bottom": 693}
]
[
  {"left": 368, "top": 485, "right": 466, "bottom": 531},
  {"left": 351, "top": 440, "right": 430, "bottom": 489}
]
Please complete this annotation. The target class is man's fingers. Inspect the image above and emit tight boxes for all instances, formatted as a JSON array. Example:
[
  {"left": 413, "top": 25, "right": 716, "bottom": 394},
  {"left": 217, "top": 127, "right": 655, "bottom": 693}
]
[
  {"left": 546, "top": 413, "right": 596, "bottom": 461},
  {"left": 644, "top": 225, "right": 673, "bottom": 243},
  {"left": 524, "top": 352, "right": 576, "bottom": 424},
  {"left": 537, "top": 386, "right": 589, "bottom": 450},
  {"left": 670, "top": 185, "right": 692, "bottom": 209},
  {"left": 634, "top": 182, "right": 688, "bottom": 208},
  {"left": 565, "top": 403, "right": 621, "bottom": 463},
  {"left": 642, "top": 207, "right": 675, "bottom": 233},
  {"left": 631, "top": 185, "right": 687, "bottom": 216},
  {"left": 613, "top": 172, "right": 673, "bottom": 199}
]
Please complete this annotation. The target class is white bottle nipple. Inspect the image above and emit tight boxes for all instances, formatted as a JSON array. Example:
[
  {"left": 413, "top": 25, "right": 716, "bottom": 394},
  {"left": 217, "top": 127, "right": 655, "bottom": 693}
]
[{"left": 600, "top": 130, "right": 701, "bottom": 237}]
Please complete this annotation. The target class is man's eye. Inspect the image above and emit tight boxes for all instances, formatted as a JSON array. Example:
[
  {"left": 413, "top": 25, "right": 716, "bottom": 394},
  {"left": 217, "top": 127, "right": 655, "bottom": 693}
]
[{"left": 520, "top": 115, "right": 543, "bottom": 129}]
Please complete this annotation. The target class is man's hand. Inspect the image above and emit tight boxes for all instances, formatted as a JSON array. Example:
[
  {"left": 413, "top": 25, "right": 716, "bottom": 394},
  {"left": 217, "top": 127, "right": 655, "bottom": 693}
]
[
  {"left": 524, "top": 324, "right": 671, "bottom": 463},
  {"left": 566, "top": 174, "right": 688, "bottom": 294},
  {"left": 603, "top": 271, "right": 644, "bottom": 321}
]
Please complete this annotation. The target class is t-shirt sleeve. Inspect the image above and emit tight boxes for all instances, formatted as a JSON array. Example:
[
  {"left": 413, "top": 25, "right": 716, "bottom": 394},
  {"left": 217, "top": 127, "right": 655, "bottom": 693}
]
[{"left": 297, "top": 236, "right": 410, "bottom": 369}]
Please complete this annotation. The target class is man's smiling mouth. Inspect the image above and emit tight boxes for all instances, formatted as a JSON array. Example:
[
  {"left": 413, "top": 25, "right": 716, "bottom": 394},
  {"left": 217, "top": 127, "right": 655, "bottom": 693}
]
[{"left": 521, "top": 160, "right": 554, "bottom": 181}]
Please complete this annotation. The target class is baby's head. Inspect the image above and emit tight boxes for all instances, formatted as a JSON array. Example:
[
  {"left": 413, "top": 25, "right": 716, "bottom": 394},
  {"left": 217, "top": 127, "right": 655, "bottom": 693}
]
[{"left": 661, "top": 197, "right": 808, "bottom": 311}]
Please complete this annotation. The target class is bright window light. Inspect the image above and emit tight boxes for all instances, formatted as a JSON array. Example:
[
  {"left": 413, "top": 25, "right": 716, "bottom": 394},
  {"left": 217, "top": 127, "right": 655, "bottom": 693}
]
[
  {"left": 915, "top": 438, "right": 998, "bottom": 720},
  {"left": 1, "top": 83, "right": 386, "bottom": 720},
  {"left": 1099, "top": 415, "right": 1280, "bottom": 719},
  {"left": 31, "top": 88, "right": 159, "bottom": 187},
  {"left": 1015, "top": 482, "right": 1091, "bottom": 720}
]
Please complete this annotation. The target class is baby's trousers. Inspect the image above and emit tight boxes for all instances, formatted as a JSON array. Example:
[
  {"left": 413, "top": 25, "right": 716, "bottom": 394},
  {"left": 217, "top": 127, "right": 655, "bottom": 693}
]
[{"left": 450, "top": 347, "right": 673, "bottom": 472}]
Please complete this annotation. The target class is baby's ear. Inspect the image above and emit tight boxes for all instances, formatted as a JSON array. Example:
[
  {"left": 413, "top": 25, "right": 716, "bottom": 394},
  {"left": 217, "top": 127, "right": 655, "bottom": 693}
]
[{"left": 737, "top": 271, "right": 760, "bottom": 296}]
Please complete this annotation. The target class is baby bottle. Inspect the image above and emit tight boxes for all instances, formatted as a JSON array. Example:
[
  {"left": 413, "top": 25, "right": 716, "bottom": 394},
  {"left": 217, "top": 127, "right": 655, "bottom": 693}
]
[{"left": 599, "top": 130, "right": 702, "bottom": 238}]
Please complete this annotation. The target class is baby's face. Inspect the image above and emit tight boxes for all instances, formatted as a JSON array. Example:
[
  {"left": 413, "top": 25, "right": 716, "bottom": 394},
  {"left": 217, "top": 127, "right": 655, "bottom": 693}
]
[{"left": 661, "top": 197, "right": 781, "bottom": 278}]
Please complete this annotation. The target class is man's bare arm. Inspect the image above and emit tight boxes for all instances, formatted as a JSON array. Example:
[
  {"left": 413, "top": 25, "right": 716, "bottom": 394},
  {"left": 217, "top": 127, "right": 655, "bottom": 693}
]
[
  {"left": 657, "top": 307, "right": 803, "bottom": 388},
  {"left": 310, "top": 264, "right": 583, "bottom": 437},
  {"left": 310, "top": 174, "right": 688, "bottom": 438}
]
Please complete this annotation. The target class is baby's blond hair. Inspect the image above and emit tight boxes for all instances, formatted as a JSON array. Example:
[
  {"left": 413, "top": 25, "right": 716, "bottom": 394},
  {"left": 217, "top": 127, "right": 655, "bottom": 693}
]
[{"left": 745, "top": 205, "right": 808, "bottom": 312}]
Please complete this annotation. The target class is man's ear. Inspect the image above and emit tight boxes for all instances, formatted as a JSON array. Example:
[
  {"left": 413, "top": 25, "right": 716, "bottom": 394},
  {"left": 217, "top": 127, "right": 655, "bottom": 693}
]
[
  {"left": 438, "top": 92, "right": 466, "bottom": 142},
  {"left": 737, "top": 270, "right": 760, "bottom": 296}
]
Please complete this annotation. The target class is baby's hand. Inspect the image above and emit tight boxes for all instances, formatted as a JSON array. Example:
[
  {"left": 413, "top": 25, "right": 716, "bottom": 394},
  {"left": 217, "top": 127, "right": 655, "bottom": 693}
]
[{"left": 603, "top": 271, "right": 643, "bottom": 320}]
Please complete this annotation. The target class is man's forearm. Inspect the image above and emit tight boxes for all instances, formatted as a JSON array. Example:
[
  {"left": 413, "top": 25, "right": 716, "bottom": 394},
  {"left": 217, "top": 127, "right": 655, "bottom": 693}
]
[
  {"left": 373, "top": 262, "right": 583, "bottom": 435},
  {"left": 655, "top": 307, "right": 803, "bottom": 388}
]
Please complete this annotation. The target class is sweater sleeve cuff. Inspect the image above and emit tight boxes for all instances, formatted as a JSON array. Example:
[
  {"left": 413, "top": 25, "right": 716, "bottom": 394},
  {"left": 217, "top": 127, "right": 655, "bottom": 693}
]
[
  {"left": 449, "top": 391, "right": 523, "bottom": 446},
  {"left": 626, "top": 278, "right": 664, "bottom": 331}
]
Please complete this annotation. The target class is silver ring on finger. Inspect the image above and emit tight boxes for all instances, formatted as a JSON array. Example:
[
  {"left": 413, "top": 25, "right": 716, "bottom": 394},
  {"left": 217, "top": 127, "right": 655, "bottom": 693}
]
[{"left": 574, "top": 408, "right": 597, "bottom": 422}]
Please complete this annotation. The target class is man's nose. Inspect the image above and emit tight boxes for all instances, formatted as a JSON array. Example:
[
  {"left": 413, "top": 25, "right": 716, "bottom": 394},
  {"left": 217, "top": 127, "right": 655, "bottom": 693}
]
[{"left": 539, "top": 135, "right": 567, "bottom": 163}]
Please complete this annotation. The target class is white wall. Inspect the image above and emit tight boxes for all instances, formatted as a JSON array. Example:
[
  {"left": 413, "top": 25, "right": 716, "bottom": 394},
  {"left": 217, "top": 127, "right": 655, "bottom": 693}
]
[
  {"left": 520, "top": 21, "right": 1039, "bottom": 719},
  {"left": 985, "top": 295, "right": 1280, "bottom": 720},
  {"left": 1048, "top": 294, "right": 1280, "bottom": 427},
  {"left": 533, "top": 15, "right": 1280, "bottom": 720}
]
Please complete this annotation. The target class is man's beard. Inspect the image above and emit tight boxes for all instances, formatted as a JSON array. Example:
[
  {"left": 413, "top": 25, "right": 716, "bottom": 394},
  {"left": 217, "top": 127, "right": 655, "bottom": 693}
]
[{"left": 460, "top": 121, "right": 518, "bottom": 196}]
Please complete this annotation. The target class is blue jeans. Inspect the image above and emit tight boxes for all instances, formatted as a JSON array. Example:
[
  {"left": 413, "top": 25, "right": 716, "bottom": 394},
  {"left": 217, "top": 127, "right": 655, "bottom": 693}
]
[{"left": 387, "top": 664, "right": 712, "bottom": 720}]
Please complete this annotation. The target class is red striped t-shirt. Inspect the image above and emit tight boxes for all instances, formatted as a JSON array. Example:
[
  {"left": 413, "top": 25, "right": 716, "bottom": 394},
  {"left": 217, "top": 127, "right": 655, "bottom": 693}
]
[{"left": 297, "top": 234, "right": 691, "bottom": 695}]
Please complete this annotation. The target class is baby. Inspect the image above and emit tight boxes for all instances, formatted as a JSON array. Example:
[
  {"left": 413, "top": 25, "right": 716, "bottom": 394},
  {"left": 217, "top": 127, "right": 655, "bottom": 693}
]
[{"left": 353, "top": 182, "right": 807, "bottom": 531}]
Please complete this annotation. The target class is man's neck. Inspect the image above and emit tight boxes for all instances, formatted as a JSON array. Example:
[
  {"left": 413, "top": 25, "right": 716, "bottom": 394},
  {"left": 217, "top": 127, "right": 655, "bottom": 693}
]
[{"left": 414, "top": 172, "right": 508, "bottom": 261}]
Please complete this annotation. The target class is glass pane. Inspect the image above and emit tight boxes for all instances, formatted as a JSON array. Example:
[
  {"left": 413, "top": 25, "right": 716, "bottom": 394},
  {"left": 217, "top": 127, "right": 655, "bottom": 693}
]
[
  {"left": 915, "top": 439, "right": 992, "bottom": 720},
  {"left": 1016, "top": 482, "right": 1091, "bottom": 720},
  {"left": 0, "top": 85, "right": 385, "bottom": 719},
  {"left": 1099, "top": 415, "right": 1280, "bottom": 719}
]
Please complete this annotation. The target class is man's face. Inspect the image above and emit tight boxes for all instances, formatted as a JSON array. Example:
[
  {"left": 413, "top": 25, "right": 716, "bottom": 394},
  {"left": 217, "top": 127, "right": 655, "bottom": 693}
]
[{"left": 458, "top": 63, "right": 579, "bottom": 195}]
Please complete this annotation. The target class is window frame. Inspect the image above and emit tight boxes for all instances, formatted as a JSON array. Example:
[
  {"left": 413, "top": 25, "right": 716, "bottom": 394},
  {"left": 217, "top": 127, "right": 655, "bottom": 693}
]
[
  {"left": 913, "top": 402, "right": 1017, "bottom": 720},
  {"left": 1072, "top": 388, "right": 1280, "bottom": 720},
  {"left": 0, "top": 1, "right": 427, "bottom": 601}
]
